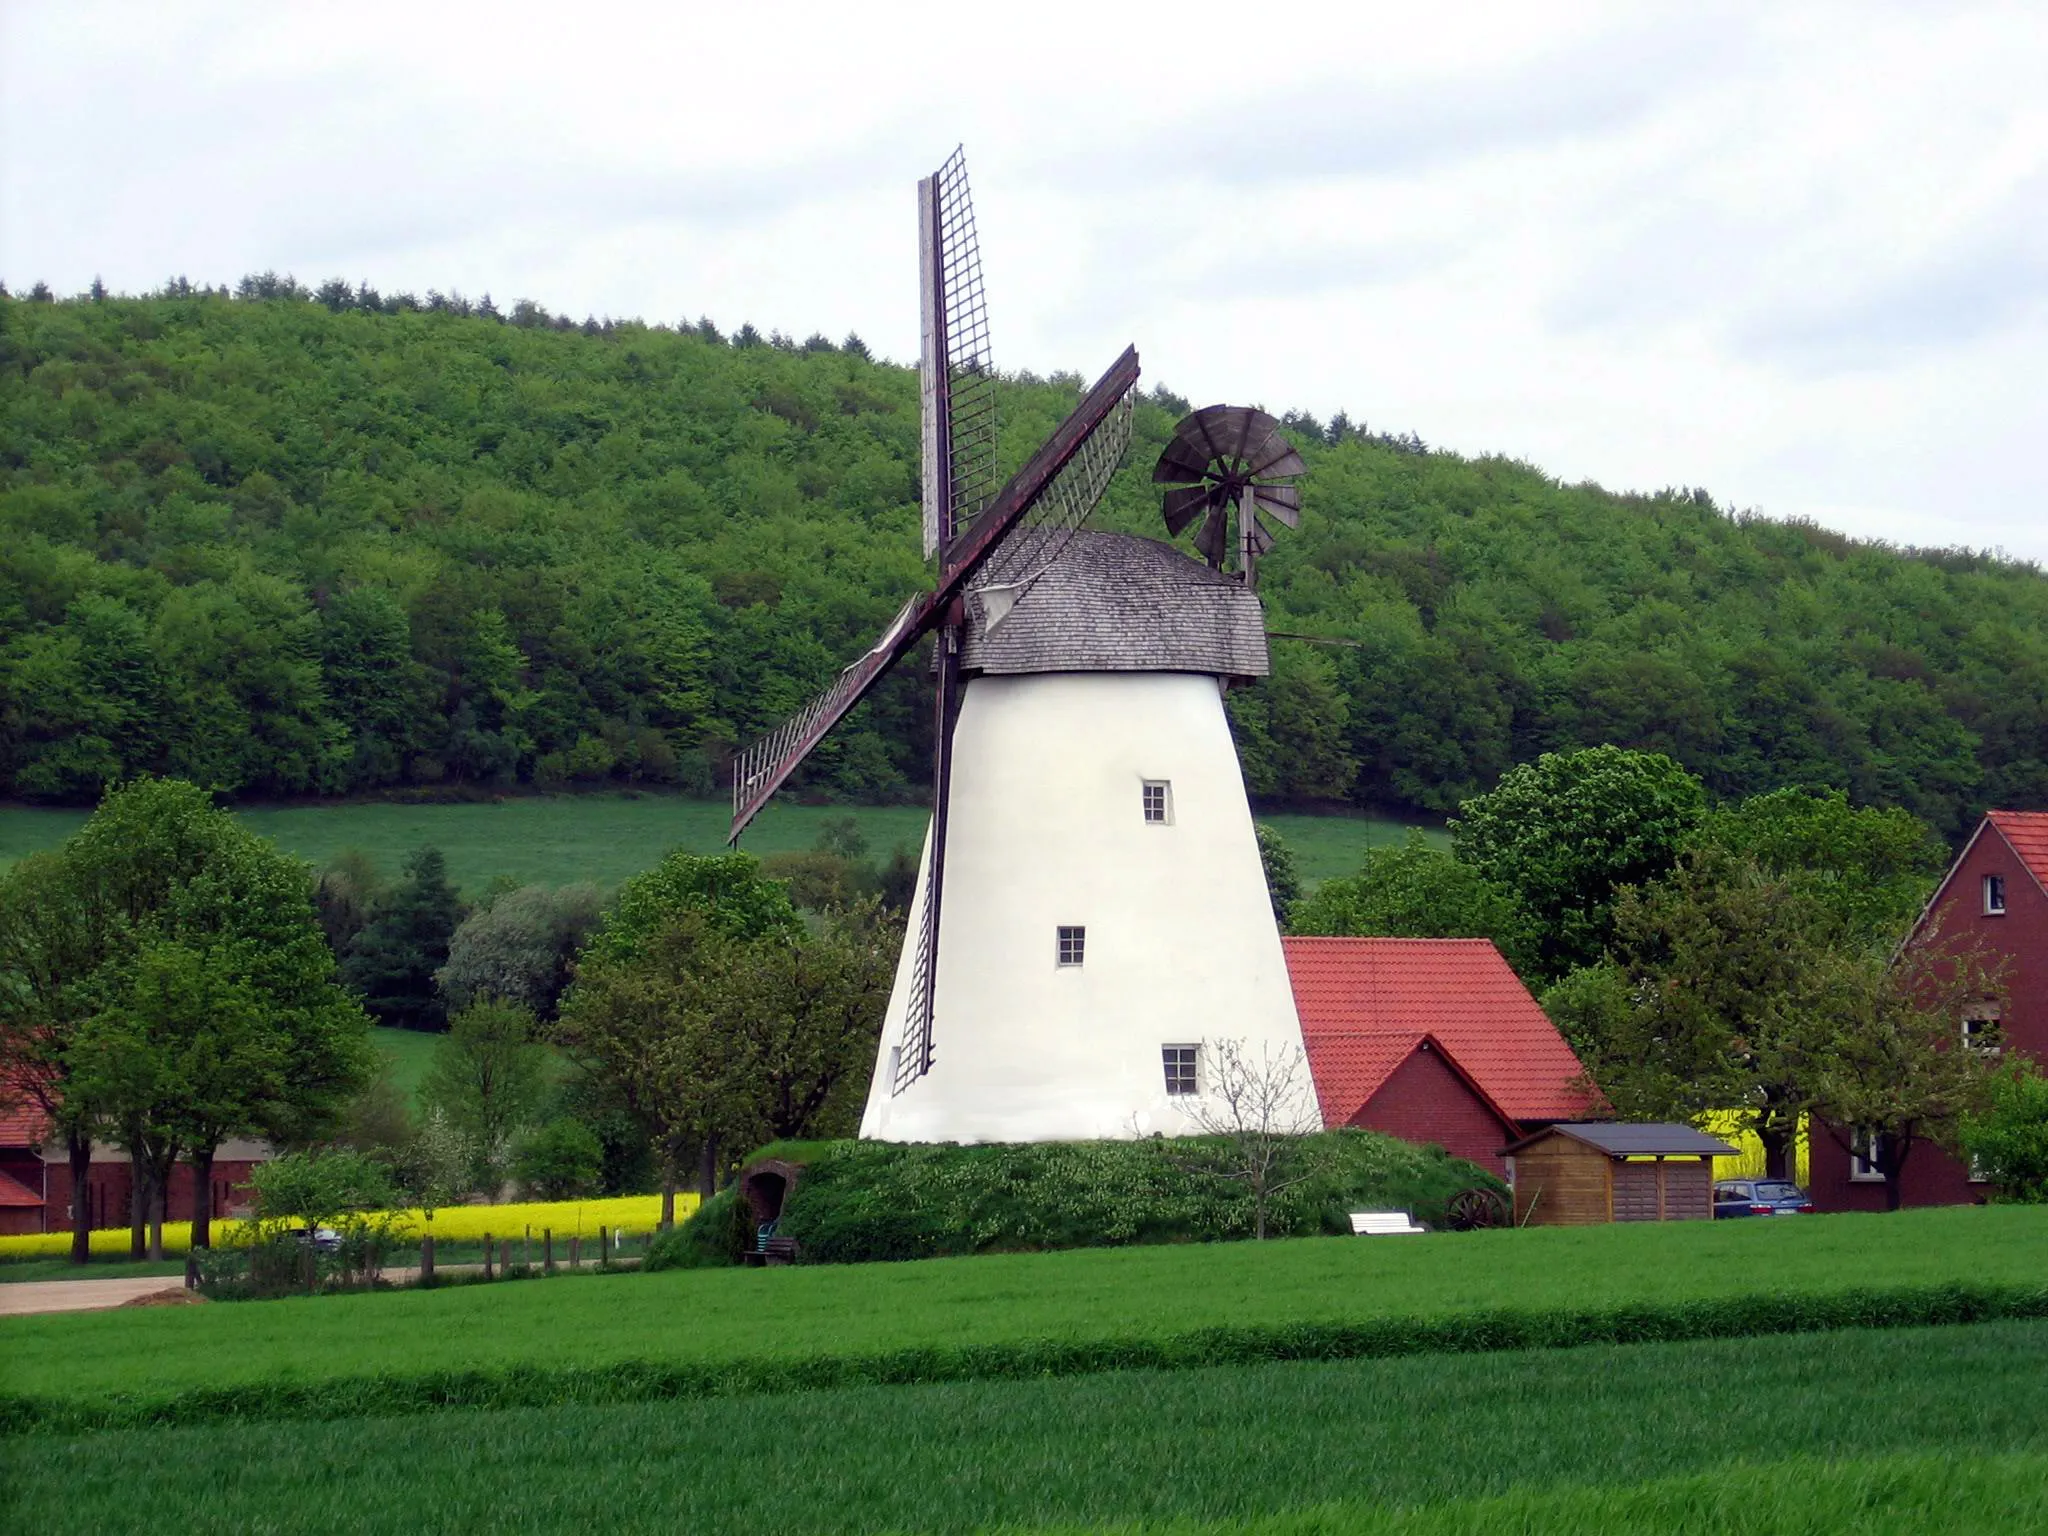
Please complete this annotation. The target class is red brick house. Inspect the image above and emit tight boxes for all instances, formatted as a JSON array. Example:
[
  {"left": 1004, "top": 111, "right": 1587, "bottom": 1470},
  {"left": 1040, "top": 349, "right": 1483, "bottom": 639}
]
[
  {"left": 1809, "top": 810, "right": 2048, "bottom": 1211},
  {"left": 1284, "top": 937, "right": 1600, "bottom": 1175},
  {"left": 0, "top": 1089, "right": 269, "bottom": 1236}
]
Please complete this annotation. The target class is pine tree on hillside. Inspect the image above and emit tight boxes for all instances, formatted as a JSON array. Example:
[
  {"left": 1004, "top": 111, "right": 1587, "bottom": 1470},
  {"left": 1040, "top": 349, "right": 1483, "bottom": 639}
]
[{"left": 343, "top": 847, "right": 464, "bottom": 1031}]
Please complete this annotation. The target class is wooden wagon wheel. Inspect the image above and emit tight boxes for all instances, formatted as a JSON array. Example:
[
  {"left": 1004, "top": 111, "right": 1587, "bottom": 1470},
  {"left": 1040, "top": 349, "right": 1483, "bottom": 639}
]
[{"left": 1446, "top": 1187, "right": 1509, "bottom": 1232}]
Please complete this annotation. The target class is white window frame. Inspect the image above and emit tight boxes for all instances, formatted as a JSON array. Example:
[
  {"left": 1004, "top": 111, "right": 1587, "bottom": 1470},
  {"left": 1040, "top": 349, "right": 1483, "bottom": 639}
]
[
  {"left": 1962, "top": 1014, "right": 2001, "bottom": 1055},
  {"left": 1984, "top": 874, "right": 2007, "bottom": 915},
  {"left": 1968, "top": 1151, "right": 1991, "bottom": 1185},
  {"left": 1056, "top": 925, "right": 1086, "bottom": 968},
  {"left": 1849, "top": 1128, "right": 1886, "bottom": 1182},
  {"left": 1141, "top": 780, "right": 1173, "bottom": 825},
  {"left": 1162, "top": 1043, "right": 1200, "bottom": 1097}
]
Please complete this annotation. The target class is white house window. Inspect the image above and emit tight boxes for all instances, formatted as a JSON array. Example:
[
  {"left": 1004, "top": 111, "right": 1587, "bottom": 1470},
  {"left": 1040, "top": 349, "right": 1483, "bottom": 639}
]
[
  {"left": 1142, "top": 781, "right": 1172, "bottom": 824},
  {"left": 1850, "top": 1129, "right": 1886, "bottom": 1182},
  {"left": 1963, "top": 1015, "right": 2001, "bottom": 1054},
  {"left": 1969, "top": 1152, "right": 1991, "bottom": 1184},
  {"left": 1984, "top": 874, "right": 2007, "bottom": 915},
  {"left": 1162, "top": 1044, "right": 1199, "bottom": 1096},
  {"left": 1056, "top": 926, "right": 1086, "bottom": 967}
]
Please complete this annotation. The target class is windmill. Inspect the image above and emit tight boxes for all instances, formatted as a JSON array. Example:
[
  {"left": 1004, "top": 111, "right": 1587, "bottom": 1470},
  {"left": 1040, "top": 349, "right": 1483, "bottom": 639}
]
[{"left": 730, "top": 150, "right": 1315, "bottom": 1143}]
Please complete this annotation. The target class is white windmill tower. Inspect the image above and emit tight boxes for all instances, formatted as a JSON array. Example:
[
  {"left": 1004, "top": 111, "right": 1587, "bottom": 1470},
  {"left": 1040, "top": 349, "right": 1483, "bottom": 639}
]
[{"left": 728, "top": 149, "right": 1316, "bottom": 1143}]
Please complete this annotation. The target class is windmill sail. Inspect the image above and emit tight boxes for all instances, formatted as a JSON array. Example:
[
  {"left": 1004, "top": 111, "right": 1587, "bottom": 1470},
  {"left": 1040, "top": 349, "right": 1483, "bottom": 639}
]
[
  {"left": 727, "top": 345, "right": 1141, "bottom": 844},
  {"left": 919, "top": 148, "right": 998, "bottom": 560}
]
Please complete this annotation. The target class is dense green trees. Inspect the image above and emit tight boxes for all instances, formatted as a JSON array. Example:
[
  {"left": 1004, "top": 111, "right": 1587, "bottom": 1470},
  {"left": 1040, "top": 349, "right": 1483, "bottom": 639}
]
[
  {"left": 0, "top": 779, "right": 373, "bottom": 1255},
  {"left": 3, "top": 286, "right": 2044, "bottom": 833}
]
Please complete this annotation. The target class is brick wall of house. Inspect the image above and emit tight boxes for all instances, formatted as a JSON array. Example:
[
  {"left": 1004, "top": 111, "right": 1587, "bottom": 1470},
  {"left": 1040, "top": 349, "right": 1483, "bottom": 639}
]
[
  {"left": 1808, "top": 817, "right": 2044, "bottom": 1212},
  {"left": 37, "top": 1157, "right": 265, "bottom": 1235},
  {"left": 1349, "top": 1042, "right": 1517, "bottom": 1176}
]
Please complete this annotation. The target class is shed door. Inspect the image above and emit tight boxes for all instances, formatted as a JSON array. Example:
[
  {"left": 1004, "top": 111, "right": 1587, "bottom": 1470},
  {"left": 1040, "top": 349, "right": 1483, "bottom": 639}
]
[
  {"left": 1612, "top": 1161, "right": 1660, "bottom": 1221},
  {"left": 1665, "top": 1161, "right": 1710, "bottom": 1220}
]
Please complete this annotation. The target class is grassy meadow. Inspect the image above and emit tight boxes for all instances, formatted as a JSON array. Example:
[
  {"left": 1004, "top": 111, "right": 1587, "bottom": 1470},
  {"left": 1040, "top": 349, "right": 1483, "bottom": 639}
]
[
  {"left": 7, "top": 1322, "right": 2048, "bottom": 1533},
  {"left": 0, "top": 793, "right": 1433, "bottom": 895},
  {"left": 6, "top": 1205, "right": 2043, "bottom": 1409}
]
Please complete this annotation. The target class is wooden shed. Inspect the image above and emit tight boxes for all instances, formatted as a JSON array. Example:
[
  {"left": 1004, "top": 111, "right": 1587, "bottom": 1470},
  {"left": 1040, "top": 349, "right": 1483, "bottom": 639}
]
[{"left": 1502, "top": 1123, "right": 1737, "bottom": 1226}]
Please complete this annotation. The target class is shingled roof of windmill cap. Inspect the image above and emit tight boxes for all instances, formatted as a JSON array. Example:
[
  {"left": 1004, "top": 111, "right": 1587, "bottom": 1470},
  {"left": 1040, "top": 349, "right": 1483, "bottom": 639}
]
[{"left": 959, "top": 531, "right": 1269, "bottom": 679}]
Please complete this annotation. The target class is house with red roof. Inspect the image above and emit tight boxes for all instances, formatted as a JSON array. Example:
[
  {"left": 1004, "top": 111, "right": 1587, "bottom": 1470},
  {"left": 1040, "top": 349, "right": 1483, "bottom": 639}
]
[
  {"left": 1284, "top": 937, "right": 1601, "bottom": 1175},
  {"left": 1809, "top": 809, "right": 2048, "bottom": 1211},
  {"left": 0, "top": 1084, "right": 269, "bottom": 1236}
]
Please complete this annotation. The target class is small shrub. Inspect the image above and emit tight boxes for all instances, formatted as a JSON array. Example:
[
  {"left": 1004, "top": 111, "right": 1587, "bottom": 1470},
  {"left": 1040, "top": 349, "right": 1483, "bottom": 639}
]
[{"left": 1963, "top": 1064, "right": 2048, "bottom": 1203}]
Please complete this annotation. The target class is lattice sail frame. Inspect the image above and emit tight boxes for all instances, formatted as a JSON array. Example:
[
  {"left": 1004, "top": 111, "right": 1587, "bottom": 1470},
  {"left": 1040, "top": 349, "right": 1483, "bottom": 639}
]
[{"left": 919, "top": 147, "right": 999, "bottom": 560}]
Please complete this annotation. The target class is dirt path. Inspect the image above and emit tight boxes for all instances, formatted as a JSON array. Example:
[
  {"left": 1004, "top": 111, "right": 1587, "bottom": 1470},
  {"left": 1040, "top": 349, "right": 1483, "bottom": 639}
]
[{"left": 0, "top": 1276, "right": 191, "bottom": 1317}]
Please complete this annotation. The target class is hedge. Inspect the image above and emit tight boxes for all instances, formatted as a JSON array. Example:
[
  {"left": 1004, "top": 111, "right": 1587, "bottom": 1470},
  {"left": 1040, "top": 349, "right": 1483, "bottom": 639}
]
[
  {"left": 7, "top": 1281, "right": 2044, "bottom": 1437},
  {"left": 651, "top": 1131, "right": 1498, "bottom": 1269}
]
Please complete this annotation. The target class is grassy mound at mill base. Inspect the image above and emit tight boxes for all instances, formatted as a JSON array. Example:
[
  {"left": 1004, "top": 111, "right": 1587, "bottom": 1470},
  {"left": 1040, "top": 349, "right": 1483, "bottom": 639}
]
[{"left": 650, "top": 1132, "right": 1500, "bottom": 1269}]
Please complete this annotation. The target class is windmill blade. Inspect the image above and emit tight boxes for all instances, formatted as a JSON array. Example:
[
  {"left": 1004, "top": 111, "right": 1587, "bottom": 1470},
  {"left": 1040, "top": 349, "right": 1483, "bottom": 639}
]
[
  {"left": 729, "top": 344, "right": 1142, "bottom": 842},
  {"left": 1152, "top": 437, "right": 1216, "bottom": 485},
  {"left": 1195, "top": 504, "right": 1231, "bottom": 565},
  {"left": 1250, "top": 483, "right": 1302, "bottom": 525},
  {"left": 1245, "top": 439, "right": 1307, "bottom": 479},
  {"left": 1161, "top": 484, "right": 1216, "bottom": 535},
  {"left": 919, "top": 148, "right": 998, "bottom": 560}
]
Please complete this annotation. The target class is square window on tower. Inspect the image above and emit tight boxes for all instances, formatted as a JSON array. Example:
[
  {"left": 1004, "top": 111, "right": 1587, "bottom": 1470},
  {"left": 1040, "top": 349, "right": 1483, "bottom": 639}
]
[
  {"left": 1057, "top": 926, "right": 1086, "bottom": 967},
  {"left": 1162, "top": 1045, "right": 1199, "bottom": 1096},
  {"left": 1142, "top": 781, "right": 1172, "bottom": 824}
]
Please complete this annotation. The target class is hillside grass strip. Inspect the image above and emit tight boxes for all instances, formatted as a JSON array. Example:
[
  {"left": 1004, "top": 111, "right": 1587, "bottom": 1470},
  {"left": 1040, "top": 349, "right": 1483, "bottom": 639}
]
[
  {"left": 3, "top": 1205, "right": 2043, "bottom": 1415},
  {"left": 6, "top": 1324, "right": 2048, "bottom": 1532},
  {"left": 6, "top": 1278, "right": 2046, "bottom": 1434}
]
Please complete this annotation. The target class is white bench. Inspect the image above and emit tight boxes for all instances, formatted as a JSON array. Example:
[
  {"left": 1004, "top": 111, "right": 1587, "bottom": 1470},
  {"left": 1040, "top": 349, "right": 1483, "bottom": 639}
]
[{"left": 1350, "top": 1210, "right": 1426, "bottom": 1235}]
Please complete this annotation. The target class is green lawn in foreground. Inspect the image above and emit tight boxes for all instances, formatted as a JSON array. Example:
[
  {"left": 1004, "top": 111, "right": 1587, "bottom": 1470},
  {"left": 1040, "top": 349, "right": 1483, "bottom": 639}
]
[
  {"left": 7, "top": 1322, "right": 2046, "bottom": 1534},
  {"left": 0, "top": 794, "right": 1427, "bottom": 894},
  {"left": 5, "top": 1205, "right": 2043, "bottom": 1407}
]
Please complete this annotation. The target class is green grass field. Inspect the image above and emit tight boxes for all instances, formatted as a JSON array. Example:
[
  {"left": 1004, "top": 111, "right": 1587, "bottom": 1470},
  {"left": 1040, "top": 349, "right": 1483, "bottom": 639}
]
[
  {"left": 0, "top": 793, "right": 1429, "bottom": 894},
  {"left": 5, "top": 1206, "right": 2042, "bottom": 1408},
  {"left": 6, "top": 1322, "right": 2046, "bottom": 1533},
  {"left": 367, "top": 1026, "right": 440, "bottom": 1101}
]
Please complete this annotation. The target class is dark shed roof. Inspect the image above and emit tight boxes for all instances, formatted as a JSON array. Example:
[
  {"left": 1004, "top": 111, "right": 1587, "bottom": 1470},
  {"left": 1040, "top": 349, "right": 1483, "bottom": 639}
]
[
  {"left": 1502, "top": 1122, "right": 1738, "bottom": 1158},
  {"left": 959, "top": 531, "right": 1269, "bottom": 680}
]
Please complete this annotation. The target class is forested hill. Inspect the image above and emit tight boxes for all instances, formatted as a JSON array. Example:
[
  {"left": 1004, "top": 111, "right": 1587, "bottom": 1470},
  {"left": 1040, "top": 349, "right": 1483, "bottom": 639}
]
[{"left": 2, "top": 285, "right": 2044, "bottom": 838}]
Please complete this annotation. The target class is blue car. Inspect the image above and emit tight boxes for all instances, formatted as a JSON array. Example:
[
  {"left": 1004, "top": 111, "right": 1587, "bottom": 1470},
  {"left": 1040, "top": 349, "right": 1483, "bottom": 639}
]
[{"left": 1712, "top": 1179, "right": 1814, "bottom": 1217}]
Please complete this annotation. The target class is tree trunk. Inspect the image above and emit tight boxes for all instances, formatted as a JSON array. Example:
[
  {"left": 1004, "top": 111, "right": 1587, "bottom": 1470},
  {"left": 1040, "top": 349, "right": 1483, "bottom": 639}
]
[
  {"left": 148, "top": 1165, "right": 168, "bottom": 1261},
  {"left": 660, "top": 1173, "right": 677, "bottom": 1231},
  {"left": 67, "top": 1130, "right": 93, "bottom": 1266},
  {"left": 190, "top": 1144, "right": 216, "bottom": 1249},
  {"left": 696, "top": 1135, "right": 720, "bottom": 1201},
  {"left": 128, "top": 1132, "right": 148, "bottom": 1260},
  {"left": 1759, "top": 1122, "right": 1794, "bottom": 1181},
  {"left": 1884, "top": 1137, "right": 1914, "bottom": 1213}
]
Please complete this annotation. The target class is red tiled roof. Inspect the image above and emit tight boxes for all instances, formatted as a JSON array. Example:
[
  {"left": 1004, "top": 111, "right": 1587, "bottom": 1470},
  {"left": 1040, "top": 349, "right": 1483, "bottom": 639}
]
[
  {"left": 1300, "top": 1030, "right": 1429, "bottom": 1125},
  {"left": 1284, "top": 937, "right": 1600, "bottom": 1122},
  {"left": 0, "top": 1096, "right": 50, "bottom": 1149},
  {"left": 0, "top": 1168, "right": 42, "bottom": 1208},
  {"left": 1987, "top": 812, "right": 2048, "bottom": 894}
]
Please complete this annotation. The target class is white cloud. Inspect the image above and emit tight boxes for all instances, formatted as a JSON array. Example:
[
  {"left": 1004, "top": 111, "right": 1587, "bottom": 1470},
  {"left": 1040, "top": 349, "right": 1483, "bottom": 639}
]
[{"left": 4, "top": 0, "right": 2045, "bottom": 558}]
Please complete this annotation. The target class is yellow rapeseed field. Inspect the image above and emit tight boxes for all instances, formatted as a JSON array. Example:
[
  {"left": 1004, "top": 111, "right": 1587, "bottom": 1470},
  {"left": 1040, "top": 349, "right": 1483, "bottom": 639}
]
[{"left": 0, "top": 1193, "right": 692, "bottom": 1261}]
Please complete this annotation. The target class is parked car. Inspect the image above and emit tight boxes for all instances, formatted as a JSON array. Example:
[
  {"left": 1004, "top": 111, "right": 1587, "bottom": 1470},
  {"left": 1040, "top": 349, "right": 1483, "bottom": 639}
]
[
  {"left": 292, "top": 1225, "right": 343, "bottom": 1253},
  {"left": 1712, "top": 1179, "right": 1815, "bottom": 1218}
]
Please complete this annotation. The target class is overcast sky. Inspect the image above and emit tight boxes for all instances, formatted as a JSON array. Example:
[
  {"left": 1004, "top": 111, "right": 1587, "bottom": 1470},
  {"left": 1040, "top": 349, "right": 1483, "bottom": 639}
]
[{"left": 5, "top": 1, "right": 2045, "bottom": 560}]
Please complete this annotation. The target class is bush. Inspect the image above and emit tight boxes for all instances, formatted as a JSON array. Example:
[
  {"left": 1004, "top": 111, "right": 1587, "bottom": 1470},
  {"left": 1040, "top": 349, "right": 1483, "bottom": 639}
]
[
  {"left": 515, "top": 1120, "right": 605, "bottom": 1201},
  {"left": 1964, "top": 1064, "right": 2048, "bottom": 1203},
  {"left": 661, "top": 1132, "right": 1497, "bottom": 1267}
]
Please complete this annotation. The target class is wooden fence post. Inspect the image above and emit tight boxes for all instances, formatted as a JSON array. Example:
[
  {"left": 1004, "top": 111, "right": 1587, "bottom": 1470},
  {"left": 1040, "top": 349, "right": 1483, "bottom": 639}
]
[
  {"left": 544, "top": 1228, "right": 555, "bottom": 1275},
  {"left": 599, "top": 1225, "right": 609, "bottom": 1267},
  {"left": 483, "top": 1233, "right": 494, "bottom": 1280},
  {"left": 570, "top": 1236, "right": 581, "bottom": 1269},
  {"left": 500, "top": 1239, "right": 513, "bottom": 1274}
]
